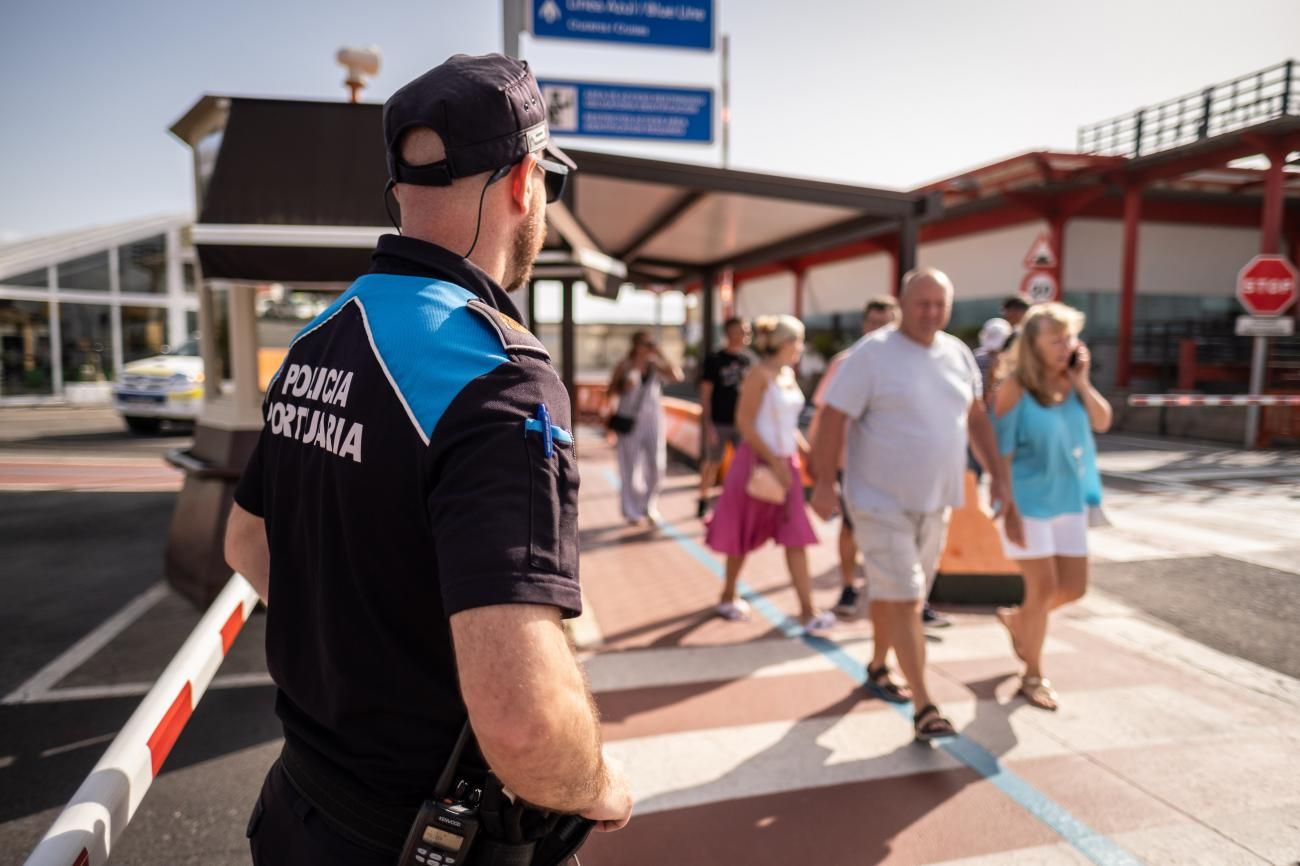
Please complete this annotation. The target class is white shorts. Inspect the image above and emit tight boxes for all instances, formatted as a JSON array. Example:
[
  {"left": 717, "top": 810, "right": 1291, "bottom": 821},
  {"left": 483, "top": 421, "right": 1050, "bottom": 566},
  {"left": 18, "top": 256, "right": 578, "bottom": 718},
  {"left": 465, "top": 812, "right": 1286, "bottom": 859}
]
[
  {"left": 849, "top": 507, "right": 952, "bottom": 603},
  {"left": 1000, "top": 512, "right": 1088, "bottom": 559}
]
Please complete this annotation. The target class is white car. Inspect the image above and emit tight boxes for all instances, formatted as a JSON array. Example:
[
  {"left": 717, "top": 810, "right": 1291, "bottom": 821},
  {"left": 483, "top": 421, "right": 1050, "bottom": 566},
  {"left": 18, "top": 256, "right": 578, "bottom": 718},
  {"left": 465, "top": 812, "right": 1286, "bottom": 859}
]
[{"left": 114, "top": 338, "right": 206, "bottom": 434}]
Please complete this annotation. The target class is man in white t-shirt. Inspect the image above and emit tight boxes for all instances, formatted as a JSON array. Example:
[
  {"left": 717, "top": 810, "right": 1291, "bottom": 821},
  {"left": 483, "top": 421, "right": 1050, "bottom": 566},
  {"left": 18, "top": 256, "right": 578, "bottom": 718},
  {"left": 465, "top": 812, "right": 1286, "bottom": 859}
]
[
  {"left": 811, "top": 268, "right": 1013, "bottom": 742},
  {"left": 809, "top": 296, "right": 897, "bottom": 617}
]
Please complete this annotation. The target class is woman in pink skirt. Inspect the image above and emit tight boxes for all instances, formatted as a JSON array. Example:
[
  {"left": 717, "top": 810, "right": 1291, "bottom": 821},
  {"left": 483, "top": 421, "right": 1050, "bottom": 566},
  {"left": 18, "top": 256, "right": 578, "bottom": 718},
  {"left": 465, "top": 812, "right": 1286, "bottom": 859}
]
[{"left": 705, "top": 315, "right": 836, "bottom": 635}]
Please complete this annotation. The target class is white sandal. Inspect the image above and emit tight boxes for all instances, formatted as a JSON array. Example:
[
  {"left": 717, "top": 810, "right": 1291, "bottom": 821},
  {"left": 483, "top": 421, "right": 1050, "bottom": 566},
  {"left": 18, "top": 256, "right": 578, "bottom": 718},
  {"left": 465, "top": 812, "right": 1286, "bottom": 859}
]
[
  {"left": 1020, "top": 676, "right": 1059, "bottom": 711},
  {"left": 716, "top": 599, "right": 752, "bottom": 621},
  {"left": 802, "top": 610, "right": 837, "bottom": 636}
]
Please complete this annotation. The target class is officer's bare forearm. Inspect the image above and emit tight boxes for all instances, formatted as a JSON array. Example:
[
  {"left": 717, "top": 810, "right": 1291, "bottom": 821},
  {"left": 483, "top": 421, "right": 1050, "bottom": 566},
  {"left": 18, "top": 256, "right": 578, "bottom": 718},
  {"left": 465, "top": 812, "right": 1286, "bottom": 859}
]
[
  {"left": 451, "top": 604, "right": 608, "bottom": 813},
  {"left": 224, "top": 502, "right": 270, "bottom": 603},
  {"left": 479, "top": 674, "right": 604, "bottom": 813}
]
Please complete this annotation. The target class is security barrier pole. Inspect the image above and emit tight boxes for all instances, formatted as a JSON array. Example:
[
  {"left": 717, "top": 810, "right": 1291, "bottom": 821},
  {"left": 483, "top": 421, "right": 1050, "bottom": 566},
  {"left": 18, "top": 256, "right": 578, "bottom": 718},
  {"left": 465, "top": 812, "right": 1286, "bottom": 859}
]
[
  {"left": 25, "top": 575, "right": 261, "bottom": 866},
  {"left": 1244, "top": 337, "right": 1269, "bottom": 447}
]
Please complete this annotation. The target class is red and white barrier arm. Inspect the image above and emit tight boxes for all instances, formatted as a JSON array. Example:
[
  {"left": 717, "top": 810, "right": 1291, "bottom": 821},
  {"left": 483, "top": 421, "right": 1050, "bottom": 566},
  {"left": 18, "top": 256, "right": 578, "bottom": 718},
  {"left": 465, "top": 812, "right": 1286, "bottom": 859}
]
[
  {"left": 1128, "top": 394, "right": 1300, "bottom": 408},
  {"left": 25, "top": 574, "right": 261, "bottom": 866}
]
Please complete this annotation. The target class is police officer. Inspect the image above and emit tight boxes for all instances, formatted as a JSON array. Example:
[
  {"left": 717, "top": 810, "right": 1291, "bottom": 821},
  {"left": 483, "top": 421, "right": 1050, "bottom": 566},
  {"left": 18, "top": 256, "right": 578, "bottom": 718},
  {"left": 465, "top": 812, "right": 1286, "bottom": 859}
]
[{"left": 224, "top": 54, "right": 633, "bottom": 864}]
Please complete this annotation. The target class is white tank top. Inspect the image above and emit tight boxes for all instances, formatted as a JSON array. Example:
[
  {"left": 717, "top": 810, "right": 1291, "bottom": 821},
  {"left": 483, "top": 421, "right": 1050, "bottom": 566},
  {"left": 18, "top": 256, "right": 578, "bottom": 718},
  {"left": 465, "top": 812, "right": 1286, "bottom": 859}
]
[{"left": 754, "top": 373, "right": 805, "bottom": 457}]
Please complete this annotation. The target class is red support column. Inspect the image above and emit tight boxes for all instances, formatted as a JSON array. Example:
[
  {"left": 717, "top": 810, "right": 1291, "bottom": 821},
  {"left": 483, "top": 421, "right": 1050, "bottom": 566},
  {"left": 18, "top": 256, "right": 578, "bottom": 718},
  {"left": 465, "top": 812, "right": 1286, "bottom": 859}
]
[
  {"left": 888, "top": 247, "right": 901, "bottom": 297},
  {"left": 1260, "top": 144, "right": 1288, "bottom": 255},
  {"left": 792, "top": 265, "right": 807, "bottom": 319},
  {"left": 1117, "top": 184, "right": 1143, "bottom": 388},
  {"left": 1049, "top": 213, "right": 1067, "bottom": 301}
]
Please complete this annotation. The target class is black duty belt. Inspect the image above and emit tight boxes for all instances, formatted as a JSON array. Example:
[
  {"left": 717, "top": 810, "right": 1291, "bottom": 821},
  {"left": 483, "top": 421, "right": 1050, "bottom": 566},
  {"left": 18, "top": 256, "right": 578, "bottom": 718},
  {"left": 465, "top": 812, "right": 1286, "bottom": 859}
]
[
  {"left": 279, "top": 739, "right": 415, "bottom": 854},
  {"left": 279, "top": 735, "right": 594, "bottom": 865}
]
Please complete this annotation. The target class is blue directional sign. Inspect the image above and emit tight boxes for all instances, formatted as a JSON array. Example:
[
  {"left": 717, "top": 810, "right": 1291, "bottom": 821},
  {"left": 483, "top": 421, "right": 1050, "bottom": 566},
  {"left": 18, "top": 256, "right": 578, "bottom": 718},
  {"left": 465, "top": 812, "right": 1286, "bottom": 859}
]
[
  {"left": 539, "top": 79, "right": 713, "bottom": 143},
  {"left": 532, "top": 0, "right": 714, "bottom": 51}
]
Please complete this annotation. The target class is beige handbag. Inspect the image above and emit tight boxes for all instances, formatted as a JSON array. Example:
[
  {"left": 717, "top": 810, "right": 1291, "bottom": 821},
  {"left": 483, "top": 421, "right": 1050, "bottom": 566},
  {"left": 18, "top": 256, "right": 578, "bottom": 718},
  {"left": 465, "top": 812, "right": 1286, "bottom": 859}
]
[
  {"left": 746, "top": 463, "right": 787, "bottom": 504},
  {"left": 745, "top": 374, "right": 790, "bottom": 504}
]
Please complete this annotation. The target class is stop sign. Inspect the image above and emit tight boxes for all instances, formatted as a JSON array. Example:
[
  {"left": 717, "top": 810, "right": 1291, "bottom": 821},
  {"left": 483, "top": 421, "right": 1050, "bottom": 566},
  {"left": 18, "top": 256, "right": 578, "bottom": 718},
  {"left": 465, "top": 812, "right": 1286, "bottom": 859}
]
[{"left": 1237, "top": 255, "right": 1298, "bottom": 316}]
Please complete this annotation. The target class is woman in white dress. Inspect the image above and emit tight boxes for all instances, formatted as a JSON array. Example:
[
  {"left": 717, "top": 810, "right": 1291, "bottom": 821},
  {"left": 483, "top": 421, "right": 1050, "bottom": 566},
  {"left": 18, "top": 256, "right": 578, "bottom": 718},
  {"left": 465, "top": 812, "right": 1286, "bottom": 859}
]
[{"left": 607, "top": 331, "right": 683, "bottom": 524}]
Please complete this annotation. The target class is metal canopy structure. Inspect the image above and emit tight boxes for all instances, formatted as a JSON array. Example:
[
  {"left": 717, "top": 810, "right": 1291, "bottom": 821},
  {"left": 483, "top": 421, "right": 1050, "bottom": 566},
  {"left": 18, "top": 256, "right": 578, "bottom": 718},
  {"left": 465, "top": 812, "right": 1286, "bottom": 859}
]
[{"left": 546, "top": 148, "right": 940, "bottom": 289}]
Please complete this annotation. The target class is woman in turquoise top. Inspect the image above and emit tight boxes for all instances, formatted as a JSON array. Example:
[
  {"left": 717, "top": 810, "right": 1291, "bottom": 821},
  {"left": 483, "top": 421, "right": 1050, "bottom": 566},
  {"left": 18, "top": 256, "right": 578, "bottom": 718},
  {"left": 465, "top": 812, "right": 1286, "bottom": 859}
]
[{"left": 993, "top": 303, "right": 1112, "bottom": 711}]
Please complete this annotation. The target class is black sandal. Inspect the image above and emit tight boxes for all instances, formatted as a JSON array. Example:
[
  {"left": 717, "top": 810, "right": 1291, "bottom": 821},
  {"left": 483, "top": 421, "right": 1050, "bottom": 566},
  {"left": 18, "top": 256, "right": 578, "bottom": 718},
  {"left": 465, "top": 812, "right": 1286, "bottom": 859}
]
[
  {"left": 913, "top": 704, "right": 956, "bottom": 742},
  {"left": 865, "top": 664, "right": 912, "bottom": 704}
]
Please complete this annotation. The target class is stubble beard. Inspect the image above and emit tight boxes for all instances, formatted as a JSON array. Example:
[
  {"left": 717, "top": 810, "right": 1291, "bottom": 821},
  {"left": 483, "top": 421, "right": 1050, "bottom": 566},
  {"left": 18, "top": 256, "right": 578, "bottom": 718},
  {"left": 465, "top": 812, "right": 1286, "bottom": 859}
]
[{"left": 503, "top": 194, "right": 546, "bottom": 293}]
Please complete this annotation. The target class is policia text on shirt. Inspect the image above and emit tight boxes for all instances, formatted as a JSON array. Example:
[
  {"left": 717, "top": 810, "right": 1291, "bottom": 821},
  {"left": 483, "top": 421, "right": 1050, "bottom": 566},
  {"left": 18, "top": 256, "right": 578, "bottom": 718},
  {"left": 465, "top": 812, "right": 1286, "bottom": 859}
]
[
  {"left": 266, "top": 363, "right": 363, "bottom": 462},
  {"left": 223, "top": 54, "right": 633, "bottom": 866}
]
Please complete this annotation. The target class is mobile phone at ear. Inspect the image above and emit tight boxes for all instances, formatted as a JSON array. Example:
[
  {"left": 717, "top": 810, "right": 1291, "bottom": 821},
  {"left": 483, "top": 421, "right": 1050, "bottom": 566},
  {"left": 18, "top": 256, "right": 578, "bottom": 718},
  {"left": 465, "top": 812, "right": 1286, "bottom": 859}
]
[{"left": 1068, "top": 349, "right": 1079, "bottom": 369}]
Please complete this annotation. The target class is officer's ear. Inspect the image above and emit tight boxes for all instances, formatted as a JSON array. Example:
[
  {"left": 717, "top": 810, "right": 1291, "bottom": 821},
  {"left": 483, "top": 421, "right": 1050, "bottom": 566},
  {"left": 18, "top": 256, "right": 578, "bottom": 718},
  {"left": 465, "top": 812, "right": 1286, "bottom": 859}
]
[{"left": 509, "top": 153, "right": 541, "bottom": 215}]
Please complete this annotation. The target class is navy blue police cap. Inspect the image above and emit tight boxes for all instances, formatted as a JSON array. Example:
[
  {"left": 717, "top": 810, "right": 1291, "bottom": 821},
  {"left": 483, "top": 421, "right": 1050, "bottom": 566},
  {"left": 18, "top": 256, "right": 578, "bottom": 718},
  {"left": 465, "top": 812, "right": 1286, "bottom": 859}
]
[{"left": 383, "top": 53, "right": 576, "bottom": 187}]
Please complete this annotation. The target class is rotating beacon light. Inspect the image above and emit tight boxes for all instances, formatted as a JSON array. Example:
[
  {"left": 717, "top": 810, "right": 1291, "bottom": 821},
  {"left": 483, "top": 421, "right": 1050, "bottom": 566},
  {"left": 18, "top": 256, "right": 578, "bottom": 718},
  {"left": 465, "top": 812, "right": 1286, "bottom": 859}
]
[{"left": 337, "top": 45, "right": 381, "bottom": 103}]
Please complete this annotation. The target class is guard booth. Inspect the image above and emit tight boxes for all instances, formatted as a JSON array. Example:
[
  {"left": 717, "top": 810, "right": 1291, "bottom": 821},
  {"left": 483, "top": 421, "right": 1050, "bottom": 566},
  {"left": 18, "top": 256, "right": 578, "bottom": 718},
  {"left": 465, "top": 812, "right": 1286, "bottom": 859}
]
[{"left": 164, "top": 91, "right": 939, "bottom": 606}]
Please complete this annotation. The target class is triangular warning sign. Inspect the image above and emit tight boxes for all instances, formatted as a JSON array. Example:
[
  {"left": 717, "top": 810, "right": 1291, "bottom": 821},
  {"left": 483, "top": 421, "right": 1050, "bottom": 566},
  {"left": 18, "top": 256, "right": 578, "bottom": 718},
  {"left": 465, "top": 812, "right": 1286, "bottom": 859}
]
[{"left": 1023, "top": 233, "right": 1057, "bottom": 270}]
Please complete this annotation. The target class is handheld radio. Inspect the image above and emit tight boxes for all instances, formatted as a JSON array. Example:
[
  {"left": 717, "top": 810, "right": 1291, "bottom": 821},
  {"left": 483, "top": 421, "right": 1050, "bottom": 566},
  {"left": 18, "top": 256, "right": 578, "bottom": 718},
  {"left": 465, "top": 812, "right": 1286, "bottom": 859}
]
[{"left": 397, "top": 724, "right": 481, "bottom": 866}]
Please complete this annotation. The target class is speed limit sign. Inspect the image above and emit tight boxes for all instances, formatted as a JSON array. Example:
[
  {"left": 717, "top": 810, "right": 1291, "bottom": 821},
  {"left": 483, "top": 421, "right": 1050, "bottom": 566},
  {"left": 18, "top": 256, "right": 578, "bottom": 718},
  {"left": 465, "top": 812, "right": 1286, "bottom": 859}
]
[{"left": 1020, "top": 270, "right": 1058, "bottom": 304}]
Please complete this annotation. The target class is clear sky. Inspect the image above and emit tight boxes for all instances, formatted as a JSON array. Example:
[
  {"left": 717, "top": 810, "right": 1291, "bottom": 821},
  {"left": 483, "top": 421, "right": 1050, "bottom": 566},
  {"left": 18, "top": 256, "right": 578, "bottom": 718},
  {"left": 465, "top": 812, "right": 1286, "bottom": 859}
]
[{"left": 2, "top": 0, "right": 1298, "bottom": 242}]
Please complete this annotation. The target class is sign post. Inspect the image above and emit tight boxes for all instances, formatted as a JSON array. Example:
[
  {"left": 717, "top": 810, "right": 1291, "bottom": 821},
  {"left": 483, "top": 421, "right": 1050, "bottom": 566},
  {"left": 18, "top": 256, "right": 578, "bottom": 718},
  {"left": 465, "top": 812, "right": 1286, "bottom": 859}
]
[{"left": 1235, "top": 254, "right": 1298, "bottom": 448}]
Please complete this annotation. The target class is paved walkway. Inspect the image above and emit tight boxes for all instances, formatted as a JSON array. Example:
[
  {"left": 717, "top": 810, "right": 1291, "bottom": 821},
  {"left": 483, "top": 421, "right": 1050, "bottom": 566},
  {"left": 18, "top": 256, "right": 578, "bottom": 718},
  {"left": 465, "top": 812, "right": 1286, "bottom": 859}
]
[{"left": 572, "top": 433, "right": 1300, "bottom": 866}]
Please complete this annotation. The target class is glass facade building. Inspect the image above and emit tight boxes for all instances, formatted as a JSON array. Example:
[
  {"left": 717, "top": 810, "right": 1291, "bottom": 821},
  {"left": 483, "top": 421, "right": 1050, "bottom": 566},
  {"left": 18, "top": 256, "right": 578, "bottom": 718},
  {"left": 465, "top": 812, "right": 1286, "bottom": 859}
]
[{"left": 0, "top": 215, "right": 197, "bottom": 402}]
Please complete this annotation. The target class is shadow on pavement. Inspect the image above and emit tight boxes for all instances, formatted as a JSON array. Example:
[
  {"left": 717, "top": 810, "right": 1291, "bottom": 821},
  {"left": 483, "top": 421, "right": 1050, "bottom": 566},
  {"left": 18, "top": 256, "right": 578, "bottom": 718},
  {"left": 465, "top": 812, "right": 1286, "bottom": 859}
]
[
  {"left": 585, "top": 670, "right": 1026, "bottom": 865},
  {"left": 0, "top": 684, "right": 281, "bottom": 826}
]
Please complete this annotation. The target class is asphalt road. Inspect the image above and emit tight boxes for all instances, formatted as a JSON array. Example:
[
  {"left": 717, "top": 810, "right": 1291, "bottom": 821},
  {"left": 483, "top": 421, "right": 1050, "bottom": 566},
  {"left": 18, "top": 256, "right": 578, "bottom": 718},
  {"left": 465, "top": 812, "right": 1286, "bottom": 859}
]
[{"left": 0, "top": 408, "right": 277, "bottom": 865}]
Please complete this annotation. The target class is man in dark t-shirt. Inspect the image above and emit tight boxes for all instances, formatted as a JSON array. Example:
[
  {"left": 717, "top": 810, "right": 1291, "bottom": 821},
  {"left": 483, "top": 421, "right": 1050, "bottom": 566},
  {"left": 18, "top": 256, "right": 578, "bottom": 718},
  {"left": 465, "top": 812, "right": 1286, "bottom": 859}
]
[
  {"left": 696, "top": 317, "right": 752, "bottom": 517},
  {"left": 223, "top": 55, "right": 630, "bottom": 865}
]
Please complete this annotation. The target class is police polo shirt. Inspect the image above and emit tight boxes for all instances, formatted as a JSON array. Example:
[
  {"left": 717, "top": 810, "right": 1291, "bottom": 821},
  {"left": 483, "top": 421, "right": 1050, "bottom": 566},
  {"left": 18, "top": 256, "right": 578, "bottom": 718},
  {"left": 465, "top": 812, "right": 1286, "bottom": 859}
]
[{"left": 233, "top": 235, "right": 580, "bottom": 844}]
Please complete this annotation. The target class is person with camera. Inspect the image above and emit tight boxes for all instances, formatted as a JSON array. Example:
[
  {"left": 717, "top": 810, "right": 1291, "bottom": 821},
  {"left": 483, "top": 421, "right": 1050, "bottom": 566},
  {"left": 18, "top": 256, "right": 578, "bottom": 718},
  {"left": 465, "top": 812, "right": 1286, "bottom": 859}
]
[
  {"left": 992, "top": 302, "right": 1112, "bottom": 712},
  {"left": 607, "top": 331, "right": 683, "bottom": 526},
  {"left": 223, "top": 54, "right": 631, "bottom": 865},
  {"left": 705, "top": 315, "right": 836, "bottom": 635}
]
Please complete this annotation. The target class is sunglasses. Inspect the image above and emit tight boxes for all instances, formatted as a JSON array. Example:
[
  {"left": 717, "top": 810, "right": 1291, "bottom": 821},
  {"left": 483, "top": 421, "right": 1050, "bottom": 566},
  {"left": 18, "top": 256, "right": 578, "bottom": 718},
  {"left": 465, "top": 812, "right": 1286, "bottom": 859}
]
[
  {"left": 535, "top": 157, "right": 570, "bottom": 204},
  {"left": 487, "top": 155, "right": 570, "bottom": 204}
]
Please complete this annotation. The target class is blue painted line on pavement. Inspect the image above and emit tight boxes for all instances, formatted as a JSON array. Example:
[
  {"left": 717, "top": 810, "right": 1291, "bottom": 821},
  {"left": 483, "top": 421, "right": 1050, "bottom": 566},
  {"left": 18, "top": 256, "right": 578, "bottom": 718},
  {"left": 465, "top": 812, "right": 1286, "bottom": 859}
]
[{"left": 599, "top": 468, "right": 1141, "bottom": 866}]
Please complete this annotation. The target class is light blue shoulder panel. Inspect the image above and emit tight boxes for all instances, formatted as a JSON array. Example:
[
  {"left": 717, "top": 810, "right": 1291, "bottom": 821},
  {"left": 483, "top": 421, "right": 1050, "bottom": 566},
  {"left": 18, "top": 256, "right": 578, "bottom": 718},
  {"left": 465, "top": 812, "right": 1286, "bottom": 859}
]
[{"left": 351, "top": 274, "right": 510, "bottom": 444}]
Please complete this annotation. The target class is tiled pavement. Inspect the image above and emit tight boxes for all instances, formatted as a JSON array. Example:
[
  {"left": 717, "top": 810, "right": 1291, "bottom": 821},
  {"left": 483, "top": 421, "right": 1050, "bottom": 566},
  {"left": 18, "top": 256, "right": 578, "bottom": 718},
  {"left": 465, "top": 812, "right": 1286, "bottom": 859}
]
[{"left": 572, "top": 433, "right": 1300, "bottom": 866}]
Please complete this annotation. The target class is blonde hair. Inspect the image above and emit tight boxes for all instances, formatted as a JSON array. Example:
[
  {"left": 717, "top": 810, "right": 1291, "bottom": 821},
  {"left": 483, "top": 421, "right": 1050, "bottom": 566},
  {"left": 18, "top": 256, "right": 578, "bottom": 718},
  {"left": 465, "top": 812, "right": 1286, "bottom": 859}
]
[
  {"left": 1007, "top": 302, "right": 1086, "bottom": 405},
  {"left": 752, "top": 314, "right": 805, "bottom": 356}
]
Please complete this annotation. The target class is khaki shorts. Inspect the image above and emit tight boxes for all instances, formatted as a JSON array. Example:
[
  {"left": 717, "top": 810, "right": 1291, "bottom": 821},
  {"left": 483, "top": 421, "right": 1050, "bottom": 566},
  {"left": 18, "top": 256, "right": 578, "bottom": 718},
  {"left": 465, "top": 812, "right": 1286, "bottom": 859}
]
[{"left": 849, "top": 507, "right": 952, "bottom": 603}]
